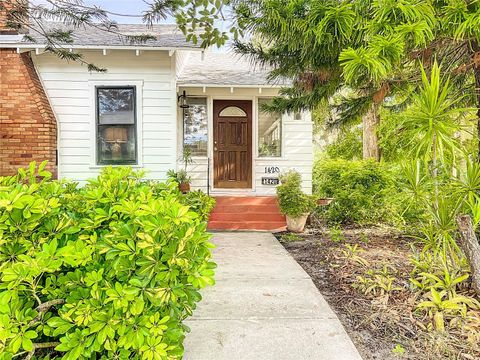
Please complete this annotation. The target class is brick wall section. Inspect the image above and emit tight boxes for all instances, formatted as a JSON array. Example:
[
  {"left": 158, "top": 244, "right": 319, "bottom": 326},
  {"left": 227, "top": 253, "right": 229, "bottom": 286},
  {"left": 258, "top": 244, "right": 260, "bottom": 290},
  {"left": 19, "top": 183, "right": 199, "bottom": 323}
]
[
  {"left": 0, "top": 1, "right": 12, "bottom": 32},
  {"left": 0, "top": 0, "right": 18, "bottom": 34},
  {"left": 0, "top": 48, "right": 58, "bottom": 177}
]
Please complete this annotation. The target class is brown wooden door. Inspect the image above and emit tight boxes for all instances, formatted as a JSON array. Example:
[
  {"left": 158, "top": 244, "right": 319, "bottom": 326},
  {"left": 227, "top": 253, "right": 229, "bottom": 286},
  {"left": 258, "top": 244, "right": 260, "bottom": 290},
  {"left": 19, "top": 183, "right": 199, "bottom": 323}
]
[{"left": 213, "top": 100, "right": 252, "bottom": 189}]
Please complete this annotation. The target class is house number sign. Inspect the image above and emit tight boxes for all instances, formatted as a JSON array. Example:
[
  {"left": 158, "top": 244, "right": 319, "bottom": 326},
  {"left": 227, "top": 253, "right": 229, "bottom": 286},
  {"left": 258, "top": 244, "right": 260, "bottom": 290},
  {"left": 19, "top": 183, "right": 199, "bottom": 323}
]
[
  {"left": 262, "top": 167, "right": 280, "bottom": 185},
  {"left": 264, "top": 166, "right": 280, "bottom": 174},
  {"left": 261, "top": 177, "right": 280, "bottom": 185}
]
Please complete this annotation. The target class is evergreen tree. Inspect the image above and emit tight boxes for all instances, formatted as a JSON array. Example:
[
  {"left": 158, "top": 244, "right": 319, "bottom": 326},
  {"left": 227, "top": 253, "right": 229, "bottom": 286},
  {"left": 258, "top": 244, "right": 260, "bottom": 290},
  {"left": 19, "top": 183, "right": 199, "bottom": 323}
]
[{"left": 231, "top": 0, "right": 480, "bottom": 160}]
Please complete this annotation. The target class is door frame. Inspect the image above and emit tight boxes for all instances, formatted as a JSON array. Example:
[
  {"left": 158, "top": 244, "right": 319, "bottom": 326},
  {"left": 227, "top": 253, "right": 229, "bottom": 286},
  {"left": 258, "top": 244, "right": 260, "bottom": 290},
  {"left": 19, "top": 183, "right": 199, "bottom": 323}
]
[{"left": 212, "top": 99, "right": 253, "bottom": 189}]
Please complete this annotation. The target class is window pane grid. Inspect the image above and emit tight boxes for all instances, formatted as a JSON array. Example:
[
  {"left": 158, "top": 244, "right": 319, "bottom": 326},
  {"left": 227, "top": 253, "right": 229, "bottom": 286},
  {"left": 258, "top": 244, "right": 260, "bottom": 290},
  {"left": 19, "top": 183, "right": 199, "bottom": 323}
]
[
  {"left": 96, "top": 87, "right": 137, "bottom": 165},
  {"left": 258, "top": 98, "right": 282, "bottom": 157},
  {"left": 184, "top": 97, "right": 208, "bottom": 157}
]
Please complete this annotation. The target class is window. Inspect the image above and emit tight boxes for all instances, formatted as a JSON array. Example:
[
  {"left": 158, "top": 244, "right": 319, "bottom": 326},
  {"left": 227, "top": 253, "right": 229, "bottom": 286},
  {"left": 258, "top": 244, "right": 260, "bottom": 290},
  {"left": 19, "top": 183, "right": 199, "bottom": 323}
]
[
  {"left": 96, "top": 87, "right": 137, "bottom": 165},
  {"left": 258, "top": 98, "right": 282, "bottom": 157},
  {"left": 219, "top": 106, "right": 247, "bottom": 117},
  {"left": 184, "top": 97, "right": 208, "bottom": 156}
]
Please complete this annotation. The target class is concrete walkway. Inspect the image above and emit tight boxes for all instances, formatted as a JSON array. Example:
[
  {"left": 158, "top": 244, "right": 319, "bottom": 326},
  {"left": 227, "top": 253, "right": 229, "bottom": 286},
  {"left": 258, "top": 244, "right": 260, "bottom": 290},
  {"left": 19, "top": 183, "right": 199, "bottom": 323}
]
[{"left": 183, "top": 232, "right": 363, "bottom": 360}]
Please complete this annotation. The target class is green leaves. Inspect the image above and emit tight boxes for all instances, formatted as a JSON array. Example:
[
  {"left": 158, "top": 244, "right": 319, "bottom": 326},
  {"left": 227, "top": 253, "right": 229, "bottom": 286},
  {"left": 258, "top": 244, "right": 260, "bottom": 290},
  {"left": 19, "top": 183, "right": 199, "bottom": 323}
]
[
  {"left": 0, "top": 164, "right": 216, "bottom": 359},
  {"left": 416, "top": 288, "right": 479, "bottom": 331},
  {"left": 277, "top": 170, "right": 316, "bottom": 218},
  {"left": 188, "top": 262, "right": 217, "bottom": 289},
  {"left": 140, "top": 336, "right": 169, "bottom": 360},
  {"left": 401, "top": 62, "right": 465, "bottom": 162},
  {"left": 339, "top": 47, "right": 389, "bottom": 87},
  {"left": 106, "top": 283, "right": 140, "bottom": 310},
  {"left": 47, "top": 317, "right": 75, "bottom": 336},
  {"left": 312, "top": 2, "right": 356, "bottom": 44}
]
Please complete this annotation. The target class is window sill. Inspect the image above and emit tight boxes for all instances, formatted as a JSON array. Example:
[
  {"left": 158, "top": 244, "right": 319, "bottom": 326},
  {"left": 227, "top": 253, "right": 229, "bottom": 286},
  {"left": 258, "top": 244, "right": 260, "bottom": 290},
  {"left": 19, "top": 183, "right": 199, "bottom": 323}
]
[
  {"left": 89, "top": 164, "right": 143, "bottom": 169},
  {"left": 255, "top": 157, "right": 285, "bottom": 161}
]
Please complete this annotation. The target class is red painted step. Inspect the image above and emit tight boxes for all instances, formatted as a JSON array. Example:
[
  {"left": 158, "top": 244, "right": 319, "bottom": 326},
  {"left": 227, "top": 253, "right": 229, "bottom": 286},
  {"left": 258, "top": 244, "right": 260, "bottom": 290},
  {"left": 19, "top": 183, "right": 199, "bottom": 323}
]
[
  {"left": 208, "top": 196, "right": 286, "bottom": 232},
  {"left": 209, "top": 212, "right": 285, "bottom": 222},
  {"left": 214, "top": 196, "right": 279, "bottom": 205},
  {"left": 208, "top": 221, "right": 287, "bottom": 232},
  {"left": 212, "top": 204, "right": 281, "bottom": 214}
]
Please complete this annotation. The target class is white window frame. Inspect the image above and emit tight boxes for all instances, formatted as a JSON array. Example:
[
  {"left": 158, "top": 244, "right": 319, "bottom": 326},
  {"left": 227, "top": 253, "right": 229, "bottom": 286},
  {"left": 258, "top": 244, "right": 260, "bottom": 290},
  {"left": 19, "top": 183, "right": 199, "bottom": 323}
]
[
  {"left": 182, "top": 96, "right": 209, "bottom": 158},
  {"left": 256, "top": 97, "right": 284, "bottom": 160}
]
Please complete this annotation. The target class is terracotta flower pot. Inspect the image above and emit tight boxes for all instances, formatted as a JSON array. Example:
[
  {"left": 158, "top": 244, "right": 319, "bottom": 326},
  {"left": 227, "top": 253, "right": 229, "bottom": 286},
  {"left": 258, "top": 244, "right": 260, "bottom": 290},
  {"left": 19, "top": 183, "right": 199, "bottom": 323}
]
[
  {"left": 317, "top": 198, "right": 333, "bottom": 206},
  {"left": 179, "top": 182, "right": 190, "bottom": 193},
  {"left": 286, "top": 213, "right": 309, "bottom": 233}
]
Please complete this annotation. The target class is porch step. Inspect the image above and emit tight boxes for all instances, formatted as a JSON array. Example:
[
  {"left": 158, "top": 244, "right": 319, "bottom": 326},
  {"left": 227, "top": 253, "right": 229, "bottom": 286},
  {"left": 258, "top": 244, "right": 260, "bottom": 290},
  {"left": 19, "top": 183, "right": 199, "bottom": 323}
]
[
  {"left": 208, "top": 221, "right": 287, "bottom": 232},
  {"left": 208, "top": 196, "right": 286, "bottom": 232},
  {"left": 209, "top": 213, "right": 285, "bottom": 222},
  {"left": 214, "top": 196, "right": 279, "bottom": 206},
  {"left": 212, "top": 204, "right": 281, "bottom": 214}
]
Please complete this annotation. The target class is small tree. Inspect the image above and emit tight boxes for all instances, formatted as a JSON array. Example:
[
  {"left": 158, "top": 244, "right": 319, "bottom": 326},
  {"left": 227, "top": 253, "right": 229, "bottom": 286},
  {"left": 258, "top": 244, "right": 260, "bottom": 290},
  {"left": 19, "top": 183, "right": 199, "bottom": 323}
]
[{"left": 400, "top": 62, "right": 463, "bottom": 188}]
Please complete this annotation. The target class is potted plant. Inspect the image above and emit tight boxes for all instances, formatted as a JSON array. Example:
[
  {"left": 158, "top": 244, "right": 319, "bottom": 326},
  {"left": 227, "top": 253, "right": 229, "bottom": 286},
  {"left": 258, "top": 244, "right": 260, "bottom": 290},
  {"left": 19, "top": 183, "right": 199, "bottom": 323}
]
[
  {"left": 276, "top": 170, "right": 316, "bottom": 232},
  {"left": 176, "top": 169, "right": 192, "bottom": 193},
  {"left": 167, "top": 147, "right": 194, "bottom": 193}
]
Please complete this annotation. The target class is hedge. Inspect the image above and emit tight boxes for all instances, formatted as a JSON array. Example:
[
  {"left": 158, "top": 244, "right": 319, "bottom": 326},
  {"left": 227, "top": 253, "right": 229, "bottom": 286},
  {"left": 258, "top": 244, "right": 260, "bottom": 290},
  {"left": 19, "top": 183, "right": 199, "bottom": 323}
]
[{"left": 0, "top": 162, "right": 216, "bottom": 359}]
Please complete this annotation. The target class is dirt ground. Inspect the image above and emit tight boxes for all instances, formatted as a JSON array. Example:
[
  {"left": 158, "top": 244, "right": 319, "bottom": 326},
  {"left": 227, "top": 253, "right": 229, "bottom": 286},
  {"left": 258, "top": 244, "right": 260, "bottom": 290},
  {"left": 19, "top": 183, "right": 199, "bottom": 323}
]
[{"left": 276, "top": 227, "right": 474, "bottom": 360}]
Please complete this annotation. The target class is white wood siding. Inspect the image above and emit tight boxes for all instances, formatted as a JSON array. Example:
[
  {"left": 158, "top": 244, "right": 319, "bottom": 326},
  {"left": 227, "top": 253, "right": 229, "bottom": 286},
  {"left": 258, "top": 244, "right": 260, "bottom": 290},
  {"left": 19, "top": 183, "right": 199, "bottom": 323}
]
[
  {"left": 177, "top": 87, "right": 313, "bottom": 195},
  {"left": 175, "top": 50, "right": 191, "bottom": 77},
  {"left": 33, "top": 50, "right": 176, "bottom": 183}
]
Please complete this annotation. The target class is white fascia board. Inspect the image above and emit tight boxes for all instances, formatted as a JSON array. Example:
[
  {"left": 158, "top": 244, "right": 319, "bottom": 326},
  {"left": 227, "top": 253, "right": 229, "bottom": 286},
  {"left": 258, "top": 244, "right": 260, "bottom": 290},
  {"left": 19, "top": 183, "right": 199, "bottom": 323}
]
[
  {"left": 0, "top": 35, "right": 24, "bottom": 42},
  {"left": 0, "top": 43, "right": 204, "bottom": 52},
  {"left": 177, "top": 83, "right": 285, "bottom": 89}
]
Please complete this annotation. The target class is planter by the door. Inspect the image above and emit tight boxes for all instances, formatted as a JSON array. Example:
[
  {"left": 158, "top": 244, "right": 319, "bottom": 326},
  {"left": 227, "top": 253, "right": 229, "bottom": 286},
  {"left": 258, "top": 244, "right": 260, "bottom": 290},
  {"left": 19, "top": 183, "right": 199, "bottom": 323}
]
[
  {"left": 179, "top": 183, "right": 190, "bottom": 194},
  {"left": 317, "top": 198, "right": 333, "bottom": 206},
  {"left": 286, "top": 213, "right": 309, "bottom": 233}
]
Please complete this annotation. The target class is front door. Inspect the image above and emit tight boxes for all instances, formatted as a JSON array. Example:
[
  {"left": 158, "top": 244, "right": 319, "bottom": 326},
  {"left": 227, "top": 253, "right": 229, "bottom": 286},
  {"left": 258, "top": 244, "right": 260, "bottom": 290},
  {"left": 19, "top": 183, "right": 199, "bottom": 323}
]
[{"left": 213, "top": 100, "right": 252, "bottom": 189}]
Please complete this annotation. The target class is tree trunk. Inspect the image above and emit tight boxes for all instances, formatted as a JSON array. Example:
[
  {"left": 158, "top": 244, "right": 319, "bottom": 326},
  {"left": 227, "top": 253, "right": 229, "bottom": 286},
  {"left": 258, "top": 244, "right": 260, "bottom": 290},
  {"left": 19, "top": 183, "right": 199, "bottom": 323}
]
[
  {"left": 456, "top": 215, "right": 480, "bottom": 296},
  {"left": 475, "top": 64, "right": 480, "bottom": 160},
  {"left": 472, "top": 40, "right": 480, "bottom": 160},
  {"left": 362, "top": 102, "right": 380, "bottom": 161}
]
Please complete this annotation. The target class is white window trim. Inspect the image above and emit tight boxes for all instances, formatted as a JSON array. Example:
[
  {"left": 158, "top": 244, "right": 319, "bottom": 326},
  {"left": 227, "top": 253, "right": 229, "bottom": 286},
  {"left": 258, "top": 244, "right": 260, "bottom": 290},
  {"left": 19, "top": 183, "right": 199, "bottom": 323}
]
[
  {"left": 88, "top": 80, "right": 144, "bottom": 168},
  {"left": 181, "top": 96, "right": 209, "bottom": 159}
]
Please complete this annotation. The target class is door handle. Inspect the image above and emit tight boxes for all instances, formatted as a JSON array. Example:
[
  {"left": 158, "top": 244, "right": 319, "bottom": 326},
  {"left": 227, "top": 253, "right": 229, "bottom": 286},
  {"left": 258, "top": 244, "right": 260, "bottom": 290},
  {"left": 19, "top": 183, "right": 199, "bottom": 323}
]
[{"left": 214, "top": 147, "right": 218, "bottom": 151}]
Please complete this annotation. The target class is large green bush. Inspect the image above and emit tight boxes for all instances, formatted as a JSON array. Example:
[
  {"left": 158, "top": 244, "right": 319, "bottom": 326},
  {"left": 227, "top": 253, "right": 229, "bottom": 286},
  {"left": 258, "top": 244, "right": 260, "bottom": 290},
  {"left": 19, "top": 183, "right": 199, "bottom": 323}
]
[
  {"left": 0, "top": 162, "right": 216, "bottom": 359},
  {"left": 324, "top": 128, "right": 362, "bottom": 161},
  {"left": 313, "top": 159, "right": 398, "bottom": 225},
  {"left": 277, "top": 170, "right": 316, "bottom": 218}
]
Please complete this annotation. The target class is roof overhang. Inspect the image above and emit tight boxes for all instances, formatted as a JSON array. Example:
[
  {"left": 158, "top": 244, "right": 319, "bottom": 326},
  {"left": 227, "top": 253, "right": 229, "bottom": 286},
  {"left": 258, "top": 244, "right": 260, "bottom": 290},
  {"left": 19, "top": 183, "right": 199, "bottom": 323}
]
[
  {"left": 0, "top": 43, "right": 204, "bottom": 52},
  {"left": 177, "top": 83, "right": 285, "bottom": 89}
]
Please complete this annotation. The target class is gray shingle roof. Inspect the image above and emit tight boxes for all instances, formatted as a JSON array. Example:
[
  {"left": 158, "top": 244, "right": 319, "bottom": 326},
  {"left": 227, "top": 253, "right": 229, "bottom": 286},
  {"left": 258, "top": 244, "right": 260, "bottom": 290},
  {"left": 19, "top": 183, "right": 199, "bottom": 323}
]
[
  {"left": 177, "top": 51, "right": 289, "bottom": 87},
  {"left": 22, "top": 21, "right": 199, "bottom": 49}
]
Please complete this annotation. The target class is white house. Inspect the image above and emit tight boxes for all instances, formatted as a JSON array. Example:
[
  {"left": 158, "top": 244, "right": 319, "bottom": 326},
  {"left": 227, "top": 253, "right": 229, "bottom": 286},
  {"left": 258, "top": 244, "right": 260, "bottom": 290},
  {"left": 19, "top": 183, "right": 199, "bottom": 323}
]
[{"left": 1, "top": 21, "right": 313, "bottom": 230}]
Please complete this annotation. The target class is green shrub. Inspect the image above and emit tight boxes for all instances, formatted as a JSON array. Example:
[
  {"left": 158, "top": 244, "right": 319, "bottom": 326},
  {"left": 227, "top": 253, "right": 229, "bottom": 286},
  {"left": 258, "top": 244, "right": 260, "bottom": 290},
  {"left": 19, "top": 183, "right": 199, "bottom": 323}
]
[
  {"left": 0, "top": 162, "right": 215, "bottom": 359},
  {"left": 313, "top": 159, "right": 397, "bottom": 225},
  {"left": 325, "top": 127, "right": 362, "bottom": 160},
  {"left": 277, "top": 170, "right": 316, "bottom": 218},
  {"left": 181, "top": 190, "right": 216, "bottom": 222}
]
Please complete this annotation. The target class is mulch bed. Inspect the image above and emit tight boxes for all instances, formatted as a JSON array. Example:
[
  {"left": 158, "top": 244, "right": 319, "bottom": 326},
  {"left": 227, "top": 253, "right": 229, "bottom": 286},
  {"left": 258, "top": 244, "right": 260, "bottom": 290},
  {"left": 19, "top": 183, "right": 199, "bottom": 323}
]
[{"left": 275, "top": 228, "right": 443, "bottom": 360}]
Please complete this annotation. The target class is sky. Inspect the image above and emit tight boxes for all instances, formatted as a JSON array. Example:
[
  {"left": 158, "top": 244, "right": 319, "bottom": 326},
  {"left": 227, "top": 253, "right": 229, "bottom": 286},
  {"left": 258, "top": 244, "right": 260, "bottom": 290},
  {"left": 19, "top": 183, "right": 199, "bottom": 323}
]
[
  {"left": 83, "top": 0, "right": 166, "bottom": 24},
  {"left": 31, "top": 0, "right": 231, "bottom": 50},
  {"left": 32, "top": 0, "right": 174, "bottom": 24}
]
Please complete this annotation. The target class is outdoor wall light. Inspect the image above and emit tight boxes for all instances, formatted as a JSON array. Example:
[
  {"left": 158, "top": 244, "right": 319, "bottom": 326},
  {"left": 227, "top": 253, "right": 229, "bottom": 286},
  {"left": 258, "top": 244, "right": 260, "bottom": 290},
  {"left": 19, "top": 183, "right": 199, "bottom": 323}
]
[{"left": 178, "top": 90, "right": 190, "bottom": 109}]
